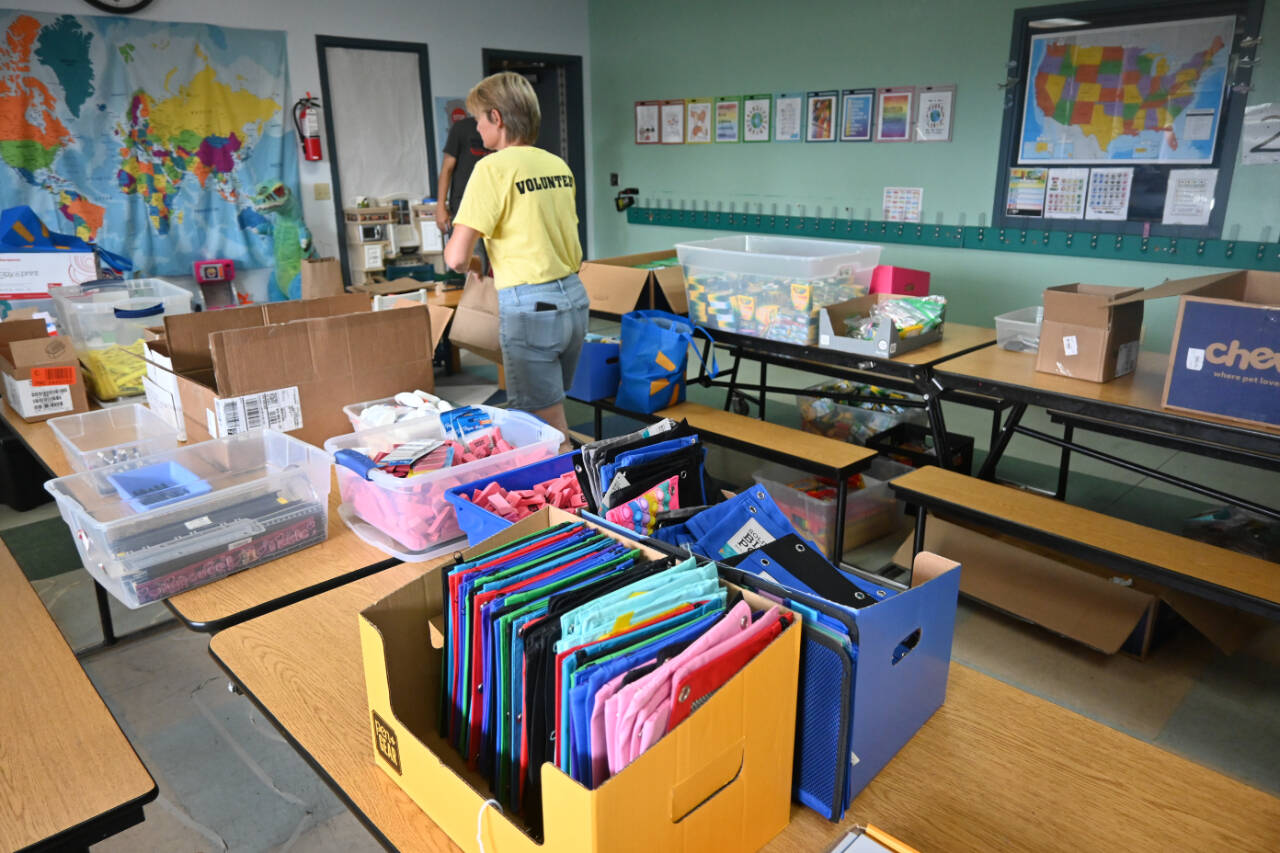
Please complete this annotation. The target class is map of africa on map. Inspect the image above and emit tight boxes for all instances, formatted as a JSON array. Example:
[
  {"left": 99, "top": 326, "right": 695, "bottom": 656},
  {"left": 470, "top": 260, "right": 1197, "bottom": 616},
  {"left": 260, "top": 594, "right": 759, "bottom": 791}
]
[
  {"left": 1019, "top": 16, "right": 1234, "bottom": 164},
  {"left": 0, "top": 11, "right": 297, "bottom": 276}
]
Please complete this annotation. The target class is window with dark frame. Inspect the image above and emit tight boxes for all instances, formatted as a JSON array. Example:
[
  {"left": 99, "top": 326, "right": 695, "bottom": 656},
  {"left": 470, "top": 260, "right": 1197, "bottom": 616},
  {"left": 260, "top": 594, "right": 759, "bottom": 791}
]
[{"left": 991, "top": 0, "right": 1265, "bottom": 240}]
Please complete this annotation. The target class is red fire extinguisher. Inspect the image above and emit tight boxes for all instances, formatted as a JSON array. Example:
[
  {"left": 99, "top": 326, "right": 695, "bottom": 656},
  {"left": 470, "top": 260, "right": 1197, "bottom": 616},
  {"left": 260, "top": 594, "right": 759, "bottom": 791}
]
[{"left": 294, "top": 92, "right": 323, "bottom": 161}]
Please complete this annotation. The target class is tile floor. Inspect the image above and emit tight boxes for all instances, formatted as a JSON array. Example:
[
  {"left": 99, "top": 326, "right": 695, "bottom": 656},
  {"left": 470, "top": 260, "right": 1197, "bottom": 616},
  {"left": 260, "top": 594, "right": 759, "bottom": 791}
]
[{"left": 14, "top": 346, "right": 1279, "bottom": 851}]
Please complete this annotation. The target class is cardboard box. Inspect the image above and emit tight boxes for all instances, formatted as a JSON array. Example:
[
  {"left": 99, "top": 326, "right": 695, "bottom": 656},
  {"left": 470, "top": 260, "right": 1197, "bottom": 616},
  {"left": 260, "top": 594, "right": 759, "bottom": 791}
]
[
  {"left": 817, "top": 293, "right": 945, "bottom": 357},
  {"left": 359, "top": 508, "right": 801, "bottom": 853},
  {"left": 579, "top": 250, "right": 688, "bottom": 315},
  {"left": 0, "top": 319, "right": 88, "bottom": 421},
  {"left": 1108, "top": 271, "right": 1280, "bottom": 428},
  {"left": 1036, "top": 283, "right": 1144, "bottom": 382},
  {"left": 142, "top": 295, "right": 450, "bottom": 446},
  {"left": 0, "top": 251, "right": 97, "bottom": 298},
  {"left": 893, "top": 517, "right": 1256, "bottom": 657}
]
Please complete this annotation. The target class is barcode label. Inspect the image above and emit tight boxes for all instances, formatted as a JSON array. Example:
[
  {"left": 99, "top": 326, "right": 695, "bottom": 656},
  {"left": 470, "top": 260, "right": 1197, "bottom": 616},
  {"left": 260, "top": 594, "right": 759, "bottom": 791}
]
[
  {"left": 2, "top": 371, "right": 74, "bottom": 417},
  {"left": 30, "top": 366, "right": 77, "bottom": 387},
  {"left": 214, "top": 386, "right": 303, "bottom": 436},
  {"left": 30, "top": 386, "right": 73, "bottom": 413}
]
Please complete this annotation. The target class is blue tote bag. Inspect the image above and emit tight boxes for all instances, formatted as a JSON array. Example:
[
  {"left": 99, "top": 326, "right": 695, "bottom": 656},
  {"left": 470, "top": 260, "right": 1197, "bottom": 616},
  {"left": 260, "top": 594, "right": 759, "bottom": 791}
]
[{"left": 614, "top": 310, "right": 716, "bottom": 414}]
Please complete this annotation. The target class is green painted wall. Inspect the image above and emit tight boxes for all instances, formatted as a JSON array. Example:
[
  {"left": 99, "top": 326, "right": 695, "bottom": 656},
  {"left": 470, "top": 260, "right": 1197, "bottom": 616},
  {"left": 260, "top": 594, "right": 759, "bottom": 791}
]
[{"left": 587, "top": 0, "right": 1279, "bottom": 352}]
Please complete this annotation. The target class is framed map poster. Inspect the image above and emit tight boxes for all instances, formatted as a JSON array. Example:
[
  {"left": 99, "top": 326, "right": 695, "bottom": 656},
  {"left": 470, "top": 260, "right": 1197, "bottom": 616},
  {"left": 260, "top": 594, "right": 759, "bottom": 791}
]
[{"left": 1018, "top": 16, "right": 1233, "bottom": 164}]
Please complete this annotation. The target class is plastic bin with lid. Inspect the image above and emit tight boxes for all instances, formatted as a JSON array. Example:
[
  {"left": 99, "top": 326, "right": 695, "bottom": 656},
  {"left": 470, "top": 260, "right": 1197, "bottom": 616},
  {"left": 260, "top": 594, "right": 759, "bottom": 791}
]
[
  {"left": 995, "top": 306, "right": 1043, "bottom": 352},
  {"left": 752, "top": 458, "right": 908, "bottom": 559},
  {"left": 48, "top": 403, "right": 180, "bottom": 473},
  {"left": 675, "top": 236, "right": 881, "bottom": 344},
  {"left": 43, "top": 429, "right": 331, "bottom": 608},
  {"left": 50, "top": 278, "right": 196, "bottom": 351},
  {"left": 324, "top": 405, "right": 562, "bottom": 557}
]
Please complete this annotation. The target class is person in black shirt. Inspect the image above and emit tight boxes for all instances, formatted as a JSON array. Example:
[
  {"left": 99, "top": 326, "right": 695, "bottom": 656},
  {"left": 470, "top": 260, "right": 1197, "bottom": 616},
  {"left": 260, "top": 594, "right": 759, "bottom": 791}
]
[{"left": 436, "top": 116, "right": 490, "bottom": 269}]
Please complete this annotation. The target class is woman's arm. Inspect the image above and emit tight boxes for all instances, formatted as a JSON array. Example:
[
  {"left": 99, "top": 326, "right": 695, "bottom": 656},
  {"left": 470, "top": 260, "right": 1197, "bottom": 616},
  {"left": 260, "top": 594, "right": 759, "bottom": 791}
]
[{"left": 444, "top": 223, "right": 482, "bottom": 273}]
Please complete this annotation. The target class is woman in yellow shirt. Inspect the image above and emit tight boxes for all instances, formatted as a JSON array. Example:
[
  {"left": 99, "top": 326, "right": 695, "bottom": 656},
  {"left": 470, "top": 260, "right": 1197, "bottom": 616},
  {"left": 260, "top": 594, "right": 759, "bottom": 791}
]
[{"left": 444, "top": 72, "right": 587, "bottom": 449}]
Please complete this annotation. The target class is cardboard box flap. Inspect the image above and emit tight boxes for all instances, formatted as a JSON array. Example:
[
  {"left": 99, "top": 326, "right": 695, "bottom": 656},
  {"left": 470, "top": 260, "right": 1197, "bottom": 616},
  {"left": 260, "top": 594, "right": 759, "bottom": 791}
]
[
  {"left": 1108, "top": 271, "right": 1244, "bottom": 306},
  {"left": 261, "top": 291, "right": 370, "bottom": 324},
  {"left": 580, "top": 250, "right": 687, "bottom": 315},
  {"left": 893, "top": 520, "right": 1152, "bottom": 654},
  {"left": 0, "top": 318, "right": 51, "bottom": 347},
  {"left": 426, "top": 304, "right": 453, "bottom": 350},
  {"left": 9, "top": 335, "right": 76, "bottom": 367},
  {"left": 1043, "top": 284, "right": 1143, "bottom": 326}
]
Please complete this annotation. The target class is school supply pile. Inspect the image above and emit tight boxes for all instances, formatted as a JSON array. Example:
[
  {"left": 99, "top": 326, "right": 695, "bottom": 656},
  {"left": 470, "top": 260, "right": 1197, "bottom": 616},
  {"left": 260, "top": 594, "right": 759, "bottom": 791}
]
[
  {"left": 844, "top": 295, "right": 946, "bottom": 341},
  {"left": 442, "top": 519, "right": 794, "bottom": 835},
  {"left": 344, "top": 389, "right": 453, "bottom": 431},
  {"left": 573, "top": 419, "right": 721, "bottom": 537},
  {"left": 326, "top": 404, "right": 562, "bottom": 556},
  {"left": 797, "top": 379, "right": 926, "bottom": 445}
]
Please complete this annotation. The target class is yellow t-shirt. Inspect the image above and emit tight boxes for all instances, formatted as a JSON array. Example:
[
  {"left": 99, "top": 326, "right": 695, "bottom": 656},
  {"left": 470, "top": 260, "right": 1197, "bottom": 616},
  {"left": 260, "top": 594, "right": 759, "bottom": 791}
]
[{"left": 452, "top": 146, "right": 583, "bottom": 290}]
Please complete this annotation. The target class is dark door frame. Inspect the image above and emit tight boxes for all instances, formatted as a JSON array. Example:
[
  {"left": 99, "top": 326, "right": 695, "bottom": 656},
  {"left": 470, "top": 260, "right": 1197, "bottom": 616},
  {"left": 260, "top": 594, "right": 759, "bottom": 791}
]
[
  {"left": 316, "top": 36, "right": 437, "bottom": 287},
  {"left": 482, "top": 48, "right": 587, "bottom": 252}
]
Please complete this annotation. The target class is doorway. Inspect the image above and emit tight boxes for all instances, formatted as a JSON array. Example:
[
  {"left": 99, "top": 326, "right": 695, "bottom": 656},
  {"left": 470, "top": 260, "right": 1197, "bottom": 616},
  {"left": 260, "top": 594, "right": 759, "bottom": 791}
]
[
  {"left": 482, "top": 49, "right": 587, "bottom": 251},
  {"left": 317, "top": 36, "right": 437, "bottom": 286}
]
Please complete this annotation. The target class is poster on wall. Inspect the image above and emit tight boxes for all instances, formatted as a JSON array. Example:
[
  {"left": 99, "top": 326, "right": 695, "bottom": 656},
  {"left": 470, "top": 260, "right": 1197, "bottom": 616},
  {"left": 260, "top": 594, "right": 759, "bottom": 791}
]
[
  {"left": 883, "top": 187, "right": 923, "bottom": 222},
  {"left": 435, "top": 96, "right": 467, "bottom": 154},
  {"left": 914, "top": 84, "right": 955, "bottom": 142},
  {"left": 686, "top": 98, "right": 713, "bottom": 143},
  {"left": 715, "top": 96, "right": 742, "bottom": 143},
  {"left": 635, "top": 101, "right": 660, "bottom": 144},
  {"left": 743, "top": 94, "right": 771, "bottom": 142},
  {"left": 1006, "top": 167, "right": 1048, "bottom": 216},
  {"left": 660, "top": 99, "right": 685, "bottom": 144},
  {"left": 1084, "top": 166, "right": 1134, "bottom": 219},
  {"left": 1018, "top": 16, "right": 1233, "bottom": 164},
  {"left": 806, "top": 91, "right": 837, "bottom": 142},
  {"left": 1044, "top": 168, "right": 1088, "bottom": 218},
  {"left": 875, "top": 87, "right": 915, "bottom": 142},
  {"left": 1161, "top": 168, "right": 1217, "bottom": 225},
  {"left": 0, "top": 10, "right": 300, "bottom": 287},
  {"left": 839, "top": 89, "right": 875, "bottom": 142},
  {"left": 774, "top": 92, "right": 804, "bottom": 142}
]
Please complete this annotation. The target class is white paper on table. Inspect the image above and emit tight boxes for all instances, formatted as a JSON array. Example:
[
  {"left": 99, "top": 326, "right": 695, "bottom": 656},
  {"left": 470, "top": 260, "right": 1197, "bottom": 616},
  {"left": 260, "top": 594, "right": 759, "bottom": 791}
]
[
  {"left": 1084, "top": 167, "right": 1133, "bottom": 221},
  {"left": 1044, "top": 168, "right": 1089, "bottom": 219},
  {"left": 1161, "top": 168, "right": 1217, "bottom": 226}
]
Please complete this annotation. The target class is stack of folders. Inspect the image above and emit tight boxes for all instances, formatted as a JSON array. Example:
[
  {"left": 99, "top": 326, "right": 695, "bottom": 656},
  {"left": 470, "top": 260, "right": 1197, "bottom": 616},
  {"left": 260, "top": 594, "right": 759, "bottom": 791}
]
[
  {"left": 441, "top": 520, "right": 793, "bottom": 836},
  {"left": 721, "top": 534, "right": 904, "bottom": 822},
  {"left": 574, "top": 419, "right": 724, "bottom": 538}
]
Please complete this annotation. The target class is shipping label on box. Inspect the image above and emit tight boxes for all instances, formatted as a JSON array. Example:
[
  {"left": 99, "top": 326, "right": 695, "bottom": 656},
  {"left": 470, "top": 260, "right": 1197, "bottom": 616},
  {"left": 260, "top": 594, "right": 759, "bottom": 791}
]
[
  {"left": 2, "top": 370, "right": 76, "bottom": 417},
  {"left": 1164, "top": 298, "right": 1280, "bottom": 427},
  {"left": 212, "top": 386, "right": 303, "bottom": 436}
]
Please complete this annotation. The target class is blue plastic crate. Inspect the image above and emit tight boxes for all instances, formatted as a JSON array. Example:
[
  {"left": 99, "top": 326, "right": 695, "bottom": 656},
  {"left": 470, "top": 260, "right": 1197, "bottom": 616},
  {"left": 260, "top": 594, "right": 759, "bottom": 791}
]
[
  {"left": 567, "top": 341, "right": 620, "bottom": 402},
  {"left": 443, "top": 451, "right": 580, "bottom": 546}
]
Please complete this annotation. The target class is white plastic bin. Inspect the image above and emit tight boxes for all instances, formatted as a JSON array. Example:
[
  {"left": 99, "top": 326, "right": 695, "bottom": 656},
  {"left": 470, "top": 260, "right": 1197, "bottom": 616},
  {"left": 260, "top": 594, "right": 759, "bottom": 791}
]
[
  {"left": 48, "top": 403, "right": 180, "bottom": 472},
  {"left": 676, "top": 236, "right": 882, "bottom": 344},
  {"left": 44, "top": 429, "right": 331, "bottom": 608},
  {"left": 324, "top": 405, "right": 562, "bottom": 556},
  {"left": 50, "top": 278, "right": 196, "bottom": 351},
  {"left": 995, "top": 306, "right": 1043, "bottom": 352}
]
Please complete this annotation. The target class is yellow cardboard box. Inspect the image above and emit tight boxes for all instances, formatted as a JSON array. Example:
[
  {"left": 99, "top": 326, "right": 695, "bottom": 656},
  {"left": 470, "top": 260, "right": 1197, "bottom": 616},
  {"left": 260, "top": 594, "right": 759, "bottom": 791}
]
[{"left": 359, "top": 507, "right": 801, "bottom": 852}]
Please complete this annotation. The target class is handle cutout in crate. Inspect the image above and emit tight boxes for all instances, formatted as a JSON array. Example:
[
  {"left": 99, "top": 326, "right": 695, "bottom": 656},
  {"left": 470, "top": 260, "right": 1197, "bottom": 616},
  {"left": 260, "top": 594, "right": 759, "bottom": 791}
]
[{"left": 891, "top": 627, "right": 922, "bottom": 665}]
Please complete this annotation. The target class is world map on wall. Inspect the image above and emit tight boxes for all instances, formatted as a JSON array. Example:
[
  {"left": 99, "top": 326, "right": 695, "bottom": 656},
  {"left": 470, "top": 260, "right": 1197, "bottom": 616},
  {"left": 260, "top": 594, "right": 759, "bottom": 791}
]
[
  {"left": 1019, "top": 16, "right": 1233, "bottom": 164},
  {"left": 0, "top": 11, "right": 298, "bottom": 276}
]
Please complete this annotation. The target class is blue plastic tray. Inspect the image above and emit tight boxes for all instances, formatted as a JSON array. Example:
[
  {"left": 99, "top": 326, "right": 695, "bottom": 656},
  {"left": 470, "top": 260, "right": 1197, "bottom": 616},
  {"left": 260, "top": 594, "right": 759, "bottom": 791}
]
[
  {"left": 443, "top": 451, "right": 579, "bottom": 546},
  {"left": 107, "top": 461, "right": 212, "bottom": 514}
]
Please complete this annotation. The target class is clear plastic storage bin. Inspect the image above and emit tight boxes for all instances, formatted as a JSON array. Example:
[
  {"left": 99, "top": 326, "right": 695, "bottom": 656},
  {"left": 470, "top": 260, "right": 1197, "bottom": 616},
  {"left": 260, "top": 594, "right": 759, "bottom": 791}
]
[
  {"left": 752, "top": 458, "right": 908, "bottom": 559},
  {"left": 48, "top": 403, "right": 180, "bottom": 473},
  {"left": 50, "top": 278, "right": 196, "bottom": 351},
  {"left": 324, "top": 405, "right": 562, "bottom": 556},
  {"left": 675, "top": 236, "right": 881, "bottom": 344},
  {"left": 44, "top": 429, "right": 331, "bottom": 608},
  {"left": 796, "top": 379, "right": 927, "bottom": 445},
  {"left": 995, "top": 306, "right": 1043, "bottom": 352}
]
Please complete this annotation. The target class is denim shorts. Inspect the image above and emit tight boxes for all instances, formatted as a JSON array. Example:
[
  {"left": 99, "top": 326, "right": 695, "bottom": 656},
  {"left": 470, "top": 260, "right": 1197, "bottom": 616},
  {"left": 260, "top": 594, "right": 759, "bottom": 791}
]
[{"left": 497, "top": 274, "right": 591, "bottom": 410}]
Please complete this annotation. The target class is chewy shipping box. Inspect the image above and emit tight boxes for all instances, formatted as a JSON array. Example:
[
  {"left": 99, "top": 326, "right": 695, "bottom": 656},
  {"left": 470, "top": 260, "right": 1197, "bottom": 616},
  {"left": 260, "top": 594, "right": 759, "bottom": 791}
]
[
  {"left": 579, "top": 250, "right": 688, "bottom": 315},
  {"left": 1036, "top": 283, "right": 1144, "bottom": 382},
  {"left": 359, "top": 508, "right": 800, "bottom": 853},
  {"left": 0, "top": 319, "right": 88, "bottom": 421},
  {"left": 1111, "top": 271, "right": 1280, "bottom": 429}
]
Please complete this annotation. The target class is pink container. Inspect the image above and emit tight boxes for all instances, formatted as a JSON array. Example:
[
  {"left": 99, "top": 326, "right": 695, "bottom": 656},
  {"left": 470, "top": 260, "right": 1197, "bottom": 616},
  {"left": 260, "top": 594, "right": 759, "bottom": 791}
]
[{"left": 870, "top": 265, "right": 930, "bottom": 296}]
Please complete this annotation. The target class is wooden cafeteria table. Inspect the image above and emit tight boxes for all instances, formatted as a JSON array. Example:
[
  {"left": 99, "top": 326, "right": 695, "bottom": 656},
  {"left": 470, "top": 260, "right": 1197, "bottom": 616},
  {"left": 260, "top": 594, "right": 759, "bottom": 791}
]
[
  {"left": 1, "top": 405, "right": 397, "bottom": 635},
  {"left": 0, "top": 540, "right": 157, "bottom": 851},
  {"left": 211, "top": 562, "right": 1280, "bottom": 853}
]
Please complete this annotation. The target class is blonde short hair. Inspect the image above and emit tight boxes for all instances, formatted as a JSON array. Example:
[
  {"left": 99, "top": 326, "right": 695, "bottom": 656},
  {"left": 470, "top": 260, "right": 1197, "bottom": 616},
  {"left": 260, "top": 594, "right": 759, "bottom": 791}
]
[{"left": 467, "top": 71, "right": 541, "bottom": 145}]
